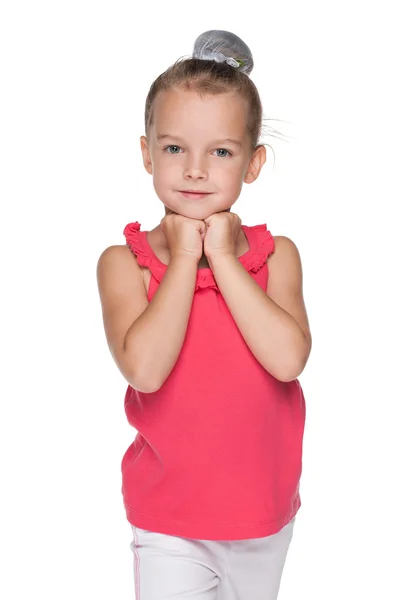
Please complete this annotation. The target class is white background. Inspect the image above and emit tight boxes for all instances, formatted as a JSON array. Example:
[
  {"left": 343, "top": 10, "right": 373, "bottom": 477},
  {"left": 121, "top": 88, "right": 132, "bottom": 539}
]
[{"left": 1, "top": 1, "right": 399, "bottom": 598}]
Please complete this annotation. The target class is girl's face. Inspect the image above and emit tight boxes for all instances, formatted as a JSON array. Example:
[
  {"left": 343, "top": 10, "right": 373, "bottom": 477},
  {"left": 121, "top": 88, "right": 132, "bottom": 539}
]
[{"left": 140, "top": 88, "right": 266, "bottom": 219}]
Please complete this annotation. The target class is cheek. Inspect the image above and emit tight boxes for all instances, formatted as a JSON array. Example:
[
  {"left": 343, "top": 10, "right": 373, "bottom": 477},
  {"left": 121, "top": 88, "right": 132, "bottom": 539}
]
[
  {"left": 153, "top": 156, "right": 176, "bottom": 179},
  {"left": 220, "top": 162, "right": 245, "bottom": 184}
]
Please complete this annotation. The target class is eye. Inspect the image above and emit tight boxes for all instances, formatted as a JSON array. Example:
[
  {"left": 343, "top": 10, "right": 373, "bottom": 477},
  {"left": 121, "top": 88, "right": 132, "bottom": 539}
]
[
  {"left": 164, "top": 146, "right": 232, "bottom": 157},
  {"left": 214, "top": 148, "right": 232, "bottom": 157},
  {"left": 164, "top": 145, "right": 181, "bottom": 154}
]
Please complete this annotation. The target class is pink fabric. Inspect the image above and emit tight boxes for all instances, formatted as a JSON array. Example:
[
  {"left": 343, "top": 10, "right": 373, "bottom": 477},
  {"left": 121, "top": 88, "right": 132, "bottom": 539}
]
[{"left": 121, "top": 221, "right": 306, "bottom": 541}]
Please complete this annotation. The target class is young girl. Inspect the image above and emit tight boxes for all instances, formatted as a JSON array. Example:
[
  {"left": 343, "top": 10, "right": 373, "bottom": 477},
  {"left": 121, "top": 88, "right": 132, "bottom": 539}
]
[{"left": 97, "top": 29, "right": 311, "bottom": 600}]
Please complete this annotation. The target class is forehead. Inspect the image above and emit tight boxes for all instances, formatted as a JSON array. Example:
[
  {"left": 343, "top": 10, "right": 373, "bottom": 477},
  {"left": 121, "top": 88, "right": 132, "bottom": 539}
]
[{"left": 152, "top": 88, "right": 248, "bottom": 141}]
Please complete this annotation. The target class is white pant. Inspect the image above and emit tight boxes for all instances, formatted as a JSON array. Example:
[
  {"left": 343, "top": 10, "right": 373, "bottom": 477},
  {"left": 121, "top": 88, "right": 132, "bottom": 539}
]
[{"left": 130, "top": 516, "right": 296, "bottom": 599}]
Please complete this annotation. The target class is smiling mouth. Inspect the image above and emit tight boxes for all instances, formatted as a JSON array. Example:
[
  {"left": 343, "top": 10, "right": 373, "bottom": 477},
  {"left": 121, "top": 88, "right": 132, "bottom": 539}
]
[{"left": 178, "top": 190, "right": 213, "bottom": 199}]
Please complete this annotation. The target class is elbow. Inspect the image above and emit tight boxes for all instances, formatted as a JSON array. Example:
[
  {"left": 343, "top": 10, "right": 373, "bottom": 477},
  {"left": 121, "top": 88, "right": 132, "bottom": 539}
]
[
  {"left": 280, "top": 333, "right": 312, "bottom": 382},
  {"left": 117, "top": 345, "right": 161, "bottom": 393},
  {"left": 127, "top": 374, "right": 160, "bottom": 394},
  {"left": 133, "top": 361, "right": 167, "bottom": 393},
  {"left": 278, "top": 354, "right": 310, "bottom": 383},
  {"left": 134, "top": 373, "right": 160, "bottom": 393},
  {"left": 279, "top": 371, "right": 300, "bottom": 383},
  {"left": 128, "top": 368, "right": 161, "bottom": 394},
  {"left": 277, "top": 365, "right": 301, "bottom": 383},
  {"left": 121, "top": 353, "right": 161, "bottom": 394},
  {"left": 145, "top": 380, "right": 162, "bottom": 394}
]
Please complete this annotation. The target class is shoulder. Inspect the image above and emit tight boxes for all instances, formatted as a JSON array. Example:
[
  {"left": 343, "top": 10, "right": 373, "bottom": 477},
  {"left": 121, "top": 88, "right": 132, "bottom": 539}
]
[
  {"left": 96, "top": 245, "right": 146, "bottom": 301},
  {"left": 96, "top": 244, "right": 143, "bottom": 276},
  {"left": 268, "top": 235, "right": 303, "bottom": 271},
  {"left": 266, "top": 235, "right": 305, "bottom": 306},
  {"left": 97, "top": 243, "right": 135, "bottom": 263},
  {"left": 266, "top": 235, "right": 311, "bottom": 345}
]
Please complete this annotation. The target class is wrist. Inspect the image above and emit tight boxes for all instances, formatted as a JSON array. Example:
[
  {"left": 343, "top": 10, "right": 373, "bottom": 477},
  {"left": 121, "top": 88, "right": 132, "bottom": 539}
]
[
  {"left": 169, "top": 253, "right": 200, "bottom": 266},
  {"left": 206, "top": 251, "right": 236, "bottom": 270}
]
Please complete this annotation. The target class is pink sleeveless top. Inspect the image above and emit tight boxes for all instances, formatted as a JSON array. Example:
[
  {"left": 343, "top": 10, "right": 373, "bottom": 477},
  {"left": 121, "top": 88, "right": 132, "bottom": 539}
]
[{"left": 121, "top": 221, "right": 306, "bottom": 540}]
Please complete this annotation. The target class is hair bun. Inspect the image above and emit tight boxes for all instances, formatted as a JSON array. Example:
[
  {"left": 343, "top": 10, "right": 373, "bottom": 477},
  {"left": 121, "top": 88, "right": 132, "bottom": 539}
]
[{"left": 192, "top": 30, "right": 254, "bottom": 75}]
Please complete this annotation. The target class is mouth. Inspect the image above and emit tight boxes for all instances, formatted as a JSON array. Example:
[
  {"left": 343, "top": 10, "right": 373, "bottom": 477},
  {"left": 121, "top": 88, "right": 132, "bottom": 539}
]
[{"left": 178, "top": 190, "right": 213, "bottom": 200}]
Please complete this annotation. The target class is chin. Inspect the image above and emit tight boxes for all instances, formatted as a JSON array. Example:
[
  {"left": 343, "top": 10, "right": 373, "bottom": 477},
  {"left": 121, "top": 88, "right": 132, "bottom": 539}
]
[{"left": 162, "top": 197, "right": 233, "bottom": 217}]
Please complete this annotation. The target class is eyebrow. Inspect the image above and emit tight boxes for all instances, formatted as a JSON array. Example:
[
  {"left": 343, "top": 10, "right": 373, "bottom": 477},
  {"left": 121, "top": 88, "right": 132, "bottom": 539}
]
[{"left": 156, "top": 134, "right": 242, "bottom": 148}]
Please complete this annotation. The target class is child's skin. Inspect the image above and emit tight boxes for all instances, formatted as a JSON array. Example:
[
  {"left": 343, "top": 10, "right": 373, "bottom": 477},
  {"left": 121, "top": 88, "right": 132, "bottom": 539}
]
[
  {"left": 97, "top": 88, "right": 312, "bottom": 392},
  {"left": 140, "top": 88, "right": 265, "bottom": 269}
]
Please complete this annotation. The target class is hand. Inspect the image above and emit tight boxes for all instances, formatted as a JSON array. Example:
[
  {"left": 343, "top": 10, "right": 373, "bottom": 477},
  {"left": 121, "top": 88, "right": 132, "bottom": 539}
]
[
  {"left": 203, "top": 211, "right": 242, "bottom": 259},
  {"left": 160, "top": 212, "right": 206, "bottom": 262}
]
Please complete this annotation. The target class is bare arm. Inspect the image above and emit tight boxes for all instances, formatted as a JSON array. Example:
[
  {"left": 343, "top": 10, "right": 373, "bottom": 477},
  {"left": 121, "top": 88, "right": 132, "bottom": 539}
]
[
  {"left": 124, "top": 255, "right": 198, "bottom": 391},
  {"left": 97, "top": 246, "right": 198, "bottom": 393},
  {"left": 208, "top": 236, "right": 312, "bottom": 382}
]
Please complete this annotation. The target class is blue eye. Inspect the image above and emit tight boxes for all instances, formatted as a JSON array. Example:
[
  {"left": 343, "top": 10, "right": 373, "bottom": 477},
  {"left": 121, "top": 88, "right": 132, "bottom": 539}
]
[
  {"left": 163, "top": 146, "right": 232, "bottom": 157},
  {"left": 165, "top": 145, "right": 181, "bottom": 154},
  {"left": 214, "top": 148, "right": 231, "bottom": 157}
]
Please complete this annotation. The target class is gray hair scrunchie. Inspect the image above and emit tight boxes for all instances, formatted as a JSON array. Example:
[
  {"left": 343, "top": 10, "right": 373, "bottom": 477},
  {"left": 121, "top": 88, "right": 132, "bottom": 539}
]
[{"left": 192, "top": 29, "right": 254, "bottom": 76}]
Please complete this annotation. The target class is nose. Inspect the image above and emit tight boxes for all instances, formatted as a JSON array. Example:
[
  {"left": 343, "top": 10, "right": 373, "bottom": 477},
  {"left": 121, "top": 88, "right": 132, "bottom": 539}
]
[{"left": 183, "top": 155, "right": 208, "bottom": 180}]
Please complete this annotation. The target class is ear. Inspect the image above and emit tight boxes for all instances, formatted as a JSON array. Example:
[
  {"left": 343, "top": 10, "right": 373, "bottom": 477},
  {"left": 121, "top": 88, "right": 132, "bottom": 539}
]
[
  {"left": 140, "top": 136, "right": 153, "bottom": 175},
  {"left": 243, "top": 145, "right": 266, "bottom": 184}
]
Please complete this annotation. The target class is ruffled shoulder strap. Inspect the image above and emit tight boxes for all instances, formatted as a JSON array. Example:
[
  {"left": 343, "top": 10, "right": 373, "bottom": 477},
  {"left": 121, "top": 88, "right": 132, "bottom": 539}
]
[
  {"left": 240, "top": 224, "right": 275, "bottom": 274},
  {"left": 123, "top": 221, "right": 274, "bottom": 293},
  {"left": 123, "top": 221, "right": 167, "bottom": 282},
  {"left": 123, "top": 222, "right": 149, "bottom": 266}
]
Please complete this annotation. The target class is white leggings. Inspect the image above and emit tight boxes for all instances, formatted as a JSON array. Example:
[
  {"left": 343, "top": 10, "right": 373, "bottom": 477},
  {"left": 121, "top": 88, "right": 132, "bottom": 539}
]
[{"left": 129, "top": 516, "right": 296, "bottom": 599}]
